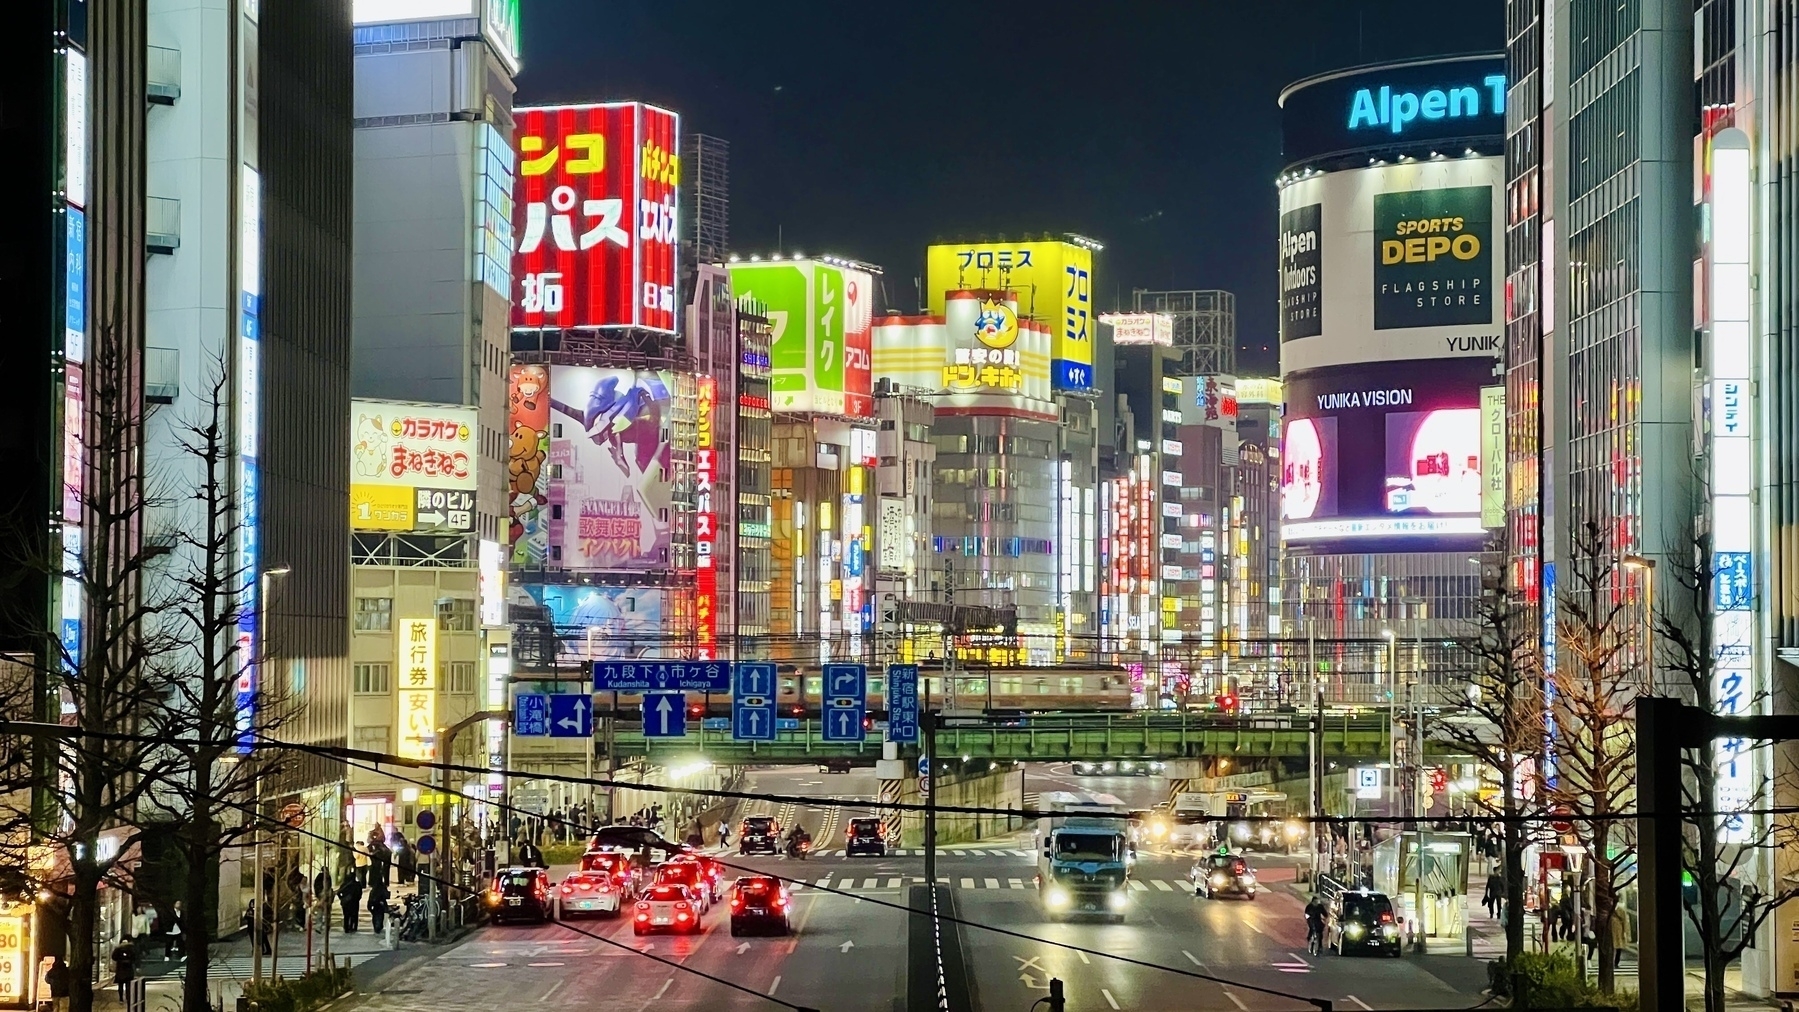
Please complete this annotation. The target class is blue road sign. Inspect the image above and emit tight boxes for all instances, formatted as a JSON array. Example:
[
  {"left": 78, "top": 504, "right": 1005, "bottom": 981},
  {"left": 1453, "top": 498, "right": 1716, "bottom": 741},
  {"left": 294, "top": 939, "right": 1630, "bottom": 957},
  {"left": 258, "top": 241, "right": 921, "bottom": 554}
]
[
  {"left": 887, "top": 664, "right": 919, "bottom": 743},
  {"left": 917, "top": 756, "right": 931, "bottom": 777},
  {"left": 821, "top": 663, "right": 867, "bottom": 742},
  {"left": 514, "top": 693, "right": 549, "bottom": 736},
  {"left": 416, "top": 810, "right": 436, "bottom": 831},
  {"left": 416, "top": 834, "right": 436, "bottom": 856},
  {"left": 731, "top": 662, "right": 777, "bottom": 742},
  {"left": 592, "top": 661, "right": 729, "bottom": 693},
  {"left": 643, "top": 692, "right": 687, "bottom": 737},
  {"left": 548, "top": 693, "right": 593, "bottom": 738}
]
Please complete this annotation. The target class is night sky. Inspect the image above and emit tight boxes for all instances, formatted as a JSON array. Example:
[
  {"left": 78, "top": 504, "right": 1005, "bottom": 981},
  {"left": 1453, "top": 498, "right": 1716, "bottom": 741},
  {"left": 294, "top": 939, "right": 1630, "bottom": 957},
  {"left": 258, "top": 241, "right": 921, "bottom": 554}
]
[{"left": 516, "top": 1, "right": 1503, "bottom": 375}]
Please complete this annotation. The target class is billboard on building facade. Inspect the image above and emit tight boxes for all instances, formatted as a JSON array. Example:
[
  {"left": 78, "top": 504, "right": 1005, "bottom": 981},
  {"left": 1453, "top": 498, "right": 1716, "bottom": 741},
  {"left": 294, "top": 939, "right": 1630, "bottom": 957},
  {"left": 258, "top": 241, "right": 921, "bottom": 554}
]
[
  {"left": 728, "top": 260, "right": 873, "bottom": 417},
  {"left": 511, "top": 102, "right": 680, "bottom": 333},
  {"left": 1277, "top": 159, "right": 1502, "bottom": 372},
  {"left": 508, "top": 364, "right": 551, "bottom": 566},
  {"left": 1098, "top": 312, "right": 1173, "bottom": 346},
  {"left": 548, "top": 367, "right": 675, "bottom": 570},
  {"left": 1280, "top": 357, "right": 1494, "bottom": 551},
  {"left": 350, "top": 399, "right": 478, "bottom": 533},
  {"left": 528, "top": 585, "right": 667, "bottom": 661},
  {"left": 925, "top": 240, "right": 1094, "bottom": 391}
]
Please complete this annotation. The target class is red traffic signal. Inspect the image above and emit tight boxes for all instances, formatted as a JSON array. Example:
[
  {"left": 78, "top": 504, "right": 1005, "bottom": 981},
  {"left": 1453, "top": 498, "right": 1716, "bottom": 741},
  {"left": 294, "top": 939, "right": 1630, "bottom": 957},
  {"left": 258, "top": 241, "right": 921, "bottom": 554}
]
[
  {"left": 1428, "top": 768, "right": 1449, "bottom": 795},
  {"left": 1215, "top": 693, "right": 1239, "bottom": 714}
]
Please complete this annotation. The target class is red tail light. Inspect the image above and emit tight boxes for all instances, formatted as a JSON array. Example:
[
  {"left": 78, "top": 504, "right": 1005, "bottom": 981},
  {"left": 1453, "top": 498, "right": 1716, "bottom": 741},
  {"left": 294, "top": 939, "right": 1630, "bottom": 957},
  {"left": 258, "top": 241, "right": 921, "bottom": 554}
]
[
  {"left": 676, "top": 912, "right": 691, "bottom": 922},
  {"left": 1379, "top": 911, "right": 1395, "bottom": 924},
  {"left": 560, "top": 886, "right": 572, "bottom": 894},
  {"left": 635, "top": 913, "right": 649, "bottom": 922},
  {"left": 636, "top": 901, "right": 650, "bottom": 911},
  {"left": 579, "top": 881, "right": 594, "bottom": 891},
  {"left": 731, "top": 898, "right": 743, "bottom": 909},
  {"left": 774, "top": 896, "right": 787, "bottom": 908},
  {"left": 675, "top": 901, "right": 691, "bottom": 912}
]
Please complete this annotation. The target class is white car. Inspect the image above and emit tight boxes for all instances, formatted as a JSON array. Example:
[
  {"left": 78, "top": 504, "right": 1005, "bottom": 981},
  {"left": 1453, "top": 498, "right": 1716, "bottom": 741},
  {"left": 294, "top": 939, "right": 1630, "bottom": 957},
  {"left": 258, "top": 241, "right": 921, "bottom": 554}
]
[
  {"left": 633, "top": 884, "right": 703, "bottom": 935},
  {"left": 555, "top": 871, "right": 623, "bottom": 919}
]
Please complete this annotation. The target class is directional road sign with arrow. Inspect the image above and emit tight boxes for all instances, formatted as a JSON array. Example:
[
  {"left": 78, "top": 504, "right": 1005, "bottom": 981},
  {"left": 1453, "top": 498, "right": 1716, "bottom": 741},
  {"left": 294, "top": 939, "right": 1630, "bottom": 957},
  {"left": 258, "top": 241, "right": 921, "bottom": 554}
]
[
  {"left": 548, "top": 693, "right": 592, "bottom": 738},
  {"left": 731, "top": 662, "right": 776, "bottom": 742},
  {"left": 820, "top": 663, "right": 866, "bottom": 742},
  {"left": 592, "top": 661, "right": 729, "bottom": 693},
  {"left": 644, "top": 693, "right": 687, "bottom": 738}
]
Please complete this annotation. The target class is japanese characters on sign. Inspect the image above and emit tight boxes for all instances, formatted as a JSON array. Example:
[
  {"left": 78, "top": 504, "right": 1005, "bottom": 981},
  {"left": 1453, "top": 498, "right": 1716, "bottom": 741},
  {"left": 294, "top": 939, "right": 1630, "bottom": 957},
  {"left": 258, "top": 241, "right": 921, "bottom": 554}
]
[
  {"left": 350, "top": 399, "right": 478, "bottom": 533},
  {"left": 397, "top": 618, "right": 437, "bottom": 760},
  {"left": 694, "top": 377, "right": 717, "bottom": 660},
  {"left": 925, "top": 240, "right": 1094, "bottom": 392},
  {"left": 511, "top": 102, "right": 680, "bottom": 333}
]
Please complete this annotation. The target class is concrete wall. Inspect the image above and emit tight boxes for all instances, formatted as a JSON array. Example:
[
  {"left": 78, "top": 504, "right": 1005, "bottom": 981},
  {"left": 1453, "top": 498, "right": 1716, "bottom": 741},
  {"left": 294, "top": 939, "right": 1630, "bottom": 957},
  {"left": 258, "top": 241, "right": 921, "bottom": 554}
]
[{"left": 899, "top": 764, "right": 1025, "bottom": 847}]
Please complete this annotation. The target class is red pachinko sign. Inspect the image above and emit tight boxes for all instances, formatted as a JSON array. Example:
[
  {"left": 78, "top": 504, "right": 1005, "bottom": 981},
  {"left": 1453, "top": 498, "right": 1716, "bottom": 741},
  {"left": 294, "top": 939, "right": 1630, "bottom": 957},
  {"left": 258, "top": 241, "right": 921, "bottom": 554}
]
[
  {"left": 694, "top": 377, "right": 717, "bottom": 660},
  {"left": 511, "top": 102, "right": 680, "bottom": 333}
]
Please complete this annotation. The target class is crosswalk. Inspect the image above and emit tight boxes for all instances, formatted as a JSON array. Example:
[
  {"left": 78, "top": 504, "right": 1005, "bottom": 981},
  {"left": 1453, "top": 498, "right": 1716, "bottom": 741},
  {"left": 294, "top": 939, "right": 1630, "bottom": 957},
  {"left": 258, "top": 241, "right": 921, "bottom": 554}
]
[{"left": 780, "top": 876, "right": 1198, "bottom": 894}]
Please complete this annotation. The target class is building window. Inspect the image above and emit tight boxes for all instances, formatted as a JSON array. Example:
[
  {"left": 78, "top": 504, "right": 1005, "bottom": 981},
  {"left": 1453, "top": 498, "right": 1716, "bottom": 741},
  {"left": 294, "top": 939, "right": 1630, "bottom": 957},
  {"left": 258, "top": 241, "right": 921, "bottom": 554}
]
[
  {"left": 354, "top": 597, "right": 392, "bottom": 632},
  {"left": 353, "top": 663, "right": 391, "bottom": 694},
  {"left": 353, "top": 725, "right": 390, "bottom": 752},
  {"left": 444, "top": 661, "right": 478, "bottom": 695},
  {"left": 438, "top": 598, "right": 477, "bottom": 632}
]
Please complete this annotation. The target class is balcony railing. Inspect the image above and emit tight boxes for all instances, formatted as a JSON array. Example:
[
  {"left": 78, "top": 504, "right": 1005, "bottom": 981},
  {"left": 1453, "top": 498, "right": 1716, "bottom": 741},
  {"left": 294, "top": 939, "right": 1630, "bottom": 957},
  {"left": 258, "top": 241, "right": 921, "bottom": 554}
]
[
  {"left": 146, "top": 196, "right": 179, "bottom": 254},
  {"left": 147, "top": 45, "right": 180, "bottom": 104}
]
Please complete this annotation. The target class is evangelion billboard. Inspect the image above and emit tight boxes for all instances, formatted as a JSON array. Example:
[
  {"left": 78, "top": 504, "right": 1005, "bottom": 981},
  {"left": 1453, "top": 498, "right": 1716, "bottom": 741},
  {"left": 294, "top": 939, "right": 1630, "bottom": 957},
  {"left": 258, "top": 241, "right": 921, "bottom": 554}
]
[
  {"left": 511, "top": 102, "right": 679, "bottom": 333},
  {"left": 548, "top": 366, "right": 675, "bottom": 571}
]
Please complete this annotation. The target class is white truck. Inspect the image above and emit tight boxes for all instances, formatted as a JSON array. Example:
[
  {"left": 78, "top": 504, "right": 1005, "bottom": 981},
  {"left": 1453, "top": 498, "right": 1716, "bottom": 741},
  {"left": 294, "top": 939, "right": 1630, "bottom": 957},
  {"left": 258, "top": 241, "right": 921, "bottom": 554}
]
[
  {"left": 1036, "top": 816, "right": 1133, "bottom": 922},
  {"left": 1169, "top": 789, "right": 1292, "bottom": 849}
]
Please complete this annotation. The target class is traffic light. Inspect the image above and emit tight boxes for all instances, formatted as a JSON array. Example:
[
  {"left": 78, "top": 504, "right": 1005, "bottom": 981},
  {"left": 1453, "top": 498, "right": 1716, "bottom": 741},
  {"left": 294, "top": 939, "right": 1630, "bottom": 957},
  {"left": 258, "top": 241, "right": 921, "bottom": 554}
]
[
  {"left": 1682, "top": 870, "right": 1698, "bottom": 906},
  {"left": 1216, "top": 693, "right": 1239, "bottom": 715}
]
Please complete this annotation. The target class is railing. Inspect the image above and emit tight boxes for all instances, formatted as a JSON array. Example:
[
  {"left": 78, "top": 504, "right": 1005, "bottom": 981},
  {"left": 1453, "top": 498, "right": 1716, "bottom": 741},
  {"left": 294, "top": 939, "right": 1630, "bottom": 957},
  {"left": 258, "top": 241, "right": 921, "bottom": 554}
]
[
  {"left": 147, "top": 45, "right": 180, "bottom": 104},
  {"left": 147, "top": 196, "right": 180, "bottom": 253},
  {"left": 145, "top": 346, "right": 179, "bottom": 403}
]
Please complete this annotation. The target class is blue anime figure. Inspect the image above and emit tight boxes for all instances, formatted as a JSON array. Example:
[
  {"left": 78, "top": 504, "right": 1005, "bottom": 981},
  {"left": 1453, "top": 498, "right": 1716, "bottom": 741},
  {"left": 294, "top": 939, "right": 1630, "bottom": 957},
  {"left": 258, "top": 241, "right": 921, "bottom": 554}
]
[{"left": 550, "top": 371, "right": 671, "bottom": 476}]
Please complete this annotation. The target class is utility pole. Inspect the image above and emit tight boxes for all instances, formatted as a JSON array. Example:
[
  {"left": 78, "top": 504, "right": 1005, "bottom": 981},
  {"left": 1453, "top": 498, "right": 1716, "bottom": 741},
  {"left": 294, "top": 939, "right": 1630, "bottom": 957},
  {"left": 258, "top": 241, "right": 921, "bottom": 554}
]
[{"left": 923, "top": 709, "right": 938, "bottom": 886}]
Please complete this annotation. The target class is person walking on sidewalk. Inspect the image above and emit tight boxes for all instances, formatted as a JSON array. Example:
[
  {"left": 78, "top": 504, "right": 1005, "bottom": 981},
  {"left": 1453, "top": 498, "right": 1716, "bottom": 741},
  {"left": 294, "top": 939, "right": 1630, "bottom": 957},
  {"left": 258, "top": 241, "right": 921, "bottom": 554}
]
[
  {"left": 338, "top": 871, "right": 364, "bottom": 933},
  {"left": 368, "top": 876, "right": 391, "bottom": 936},
  {"left": 162, "top": 902, "right": 183, "bottom": 960},
  {"left": 110, "top": 937, "right": 137, "bottom": 1003},
  {"left": 1482, "top": 870, "right": 1504, "bottom": 919}
]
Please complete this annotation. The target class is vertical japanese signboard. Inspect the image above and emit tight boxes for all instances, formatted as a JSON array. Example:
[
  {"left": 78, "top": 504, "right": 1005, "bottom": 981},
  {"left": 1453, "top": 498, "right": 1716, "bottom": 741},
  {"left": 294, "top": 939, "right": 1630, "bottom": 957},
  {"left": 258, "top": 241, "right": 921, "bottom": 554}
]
[
  {"left": 511, "top": 102, "right": 680, "bottom": 333},
  {"left": 694, "top": 377, "right": 718, "bottom": 659},
  {"left": 843, "top": 267, "right": 875, "bottom": 417},
  {"left": 925, "top": 240, "right": 1094, "bottom": 392},
  {"left": 397, "top": 618, "right": 437, "bottom": 760}
]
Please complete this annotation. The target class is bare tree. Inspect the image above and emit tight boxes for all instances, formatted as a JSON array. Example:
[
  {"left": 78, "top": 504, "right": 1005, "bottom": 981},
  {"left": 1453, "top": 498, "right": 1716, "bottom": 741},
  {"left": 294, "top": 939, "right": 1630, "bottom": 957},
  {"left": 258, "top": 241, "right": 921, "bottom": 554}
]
[
  {"left": 1651, "top": 526, "right": 1799, "bottom": 1012},
  {"left": 140, "top": 362, "right": 291, "bottom": 1012},
  {"left": 1545, "top": 515, "right": 1642, "bottom": 994},
  {"left": 1439, "top": 545, "right": 1547, "bottom": 963}
]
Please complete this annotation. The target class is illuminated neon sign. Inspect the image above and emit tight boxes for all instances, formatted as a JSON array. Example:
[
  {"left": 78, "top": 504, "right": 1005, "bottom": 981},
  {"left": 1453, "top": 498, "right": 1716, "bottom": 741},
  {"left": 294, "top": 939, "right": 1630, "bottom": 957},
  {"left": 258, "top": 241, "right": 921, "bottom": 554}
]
[{"left": 1348, "top": 76, "right": 1506, "bottom": 134}]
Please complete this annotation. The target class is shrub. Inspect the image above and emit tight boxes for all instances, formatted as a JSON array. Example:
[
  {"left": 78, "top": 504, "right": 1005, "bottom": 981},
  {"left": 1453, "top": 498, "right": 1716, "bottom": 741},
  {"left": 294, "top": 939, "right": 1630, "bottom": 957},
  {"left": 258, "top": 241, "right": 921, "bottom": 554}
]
[
  {"left": 1487, "top": 951, "right": 1638, "bottom": 1010},
  {"left": 541, "top": 842, "right": 586, "bottom": 867},
  {"left": 241, "top": 964, "right": 354, "bottom": 1012}
]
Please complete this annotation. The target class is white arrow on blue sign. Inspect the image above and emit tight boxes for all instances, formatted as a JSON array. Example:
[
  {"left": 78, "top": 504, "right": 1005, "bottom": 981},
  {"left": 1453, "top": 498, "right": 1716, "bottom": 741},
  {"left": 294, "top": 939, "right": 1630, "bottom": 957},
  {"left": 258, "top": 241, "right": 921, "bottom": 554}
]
[
  {"left": 513, "top": 694, "right": 549, "bottom": 737},
  {"left": 644, "top": 693, "right": 687, "bottom": 738},
  {"left": 820, "top": 664, "right": 867, "bottom": 742},
  {"left": 731, "top": 663, "right": 777, "bottom": 742},
  {"left": 548, "top": 693, "right": 592, "bottom": 738}
]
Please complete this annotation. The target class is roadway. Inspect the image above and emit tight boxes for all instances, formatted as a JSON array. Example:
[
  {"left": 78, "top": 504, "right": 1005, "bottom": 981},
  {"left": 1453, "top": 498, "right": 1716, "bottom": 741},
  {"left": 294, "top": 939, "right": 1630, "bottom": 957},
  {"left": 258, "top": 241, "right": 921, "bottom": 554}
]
[{"left": 349, "top": 768, "right": 1491, "bottom": 1012}]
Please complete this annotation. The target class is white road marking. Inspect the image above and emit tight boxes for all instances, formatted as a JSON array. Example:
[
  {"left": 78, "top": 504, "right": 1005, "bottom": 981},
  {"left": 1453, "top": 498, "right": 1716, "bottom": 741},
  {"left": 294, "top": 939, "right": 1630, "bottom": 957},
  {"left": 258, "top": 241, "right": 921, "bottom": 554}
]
[
  {"left": 1183, "top": 950, "right": 1211, "bottom": 971},
  {"left": 736, "top": 942, "right": 751, "bottom": 954},
  {"left": 960, "top": 878, "right": 975, "bottom": 888},
  {"left": 1346, "top": 996, "right": 1372, "bottom": 1011},
  {"left": 886, "top": 878, "right": 903, "bottom": 888},
  {"left": 768, "top": 976, "right": 782, "bottom": 996},
  {"left": 1128, "top": 880, "right": 1148, "bottom": 891},
  {"left": 1222, "top": 989, "right": 1248, "bottom": 1011},
  {"left": 840, "top": 940, "right": 855, "bottom": 953},
  {"left": 1008, "top": 879, "right": 1025, "bottom": 889},
  {"left": 984, "top": 878, "right": 1000, "bottom": 889},
  {"left": 470, "top": 962, "right": 507, "bottom": 968},
  {"left": 1245, "top": 919, "right": 1264, "bottom": 935},
  {"left": 1151, "top": 879, "right": 1173, "bottom": 891},
  {"left": 653, "top": 979, "right": 672, "bottom": 1001},
  {"left": 1101, "top": 987, "right": 1121, "bottom": 1010},
  {"left": 816, "top": 877, "right": 833, "bottom": 887},
  {"left": 863, "top": 878, "right": 878, "bottom": 889},
  {"left": 1076, "top": 949, "right": 1090, "bottom": 965},
  {"left": 537, "top": 980, "right": 563, "bottom": 1002}
]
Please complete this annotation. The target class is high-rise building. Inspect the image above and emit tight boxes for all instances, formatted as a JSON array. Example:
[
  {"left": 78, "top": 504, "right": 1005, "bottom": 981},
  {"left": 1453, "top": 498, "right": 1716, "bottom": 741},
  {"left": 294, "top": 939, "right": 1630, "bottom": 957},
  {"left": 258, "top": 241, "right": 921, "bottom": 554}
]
[
  {"left": 345, "top": 0, "right": 520, "bottom": 842},
  {"left": 683, "top": 134, "right": 730, "bottom": 266},
  {"left": 1277, "top": 55, "right": 1508, "bottom": 703},
  {"left": 733, "top": 298, "right": 774, "bottom": 655}
]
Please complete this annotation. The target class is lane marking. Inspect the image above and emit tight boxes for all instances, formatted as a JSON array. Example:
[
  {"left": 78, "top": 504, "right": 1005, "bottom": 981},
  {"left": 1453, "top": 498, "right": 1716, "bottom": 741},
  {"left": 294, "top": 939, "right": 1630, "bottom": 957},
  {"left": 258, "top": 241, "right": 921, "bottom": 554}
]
[
  {"left": 537, "top": 980, "right": 563, "bottom": 1002},
  {"left": 984, "top": 878, "right": 1000, "bottom": 889},
  {"left": 1222, "top": 989, "right": 1249, "bottom": 1011},
  {"left": 526, "top": 962, "right": 564, "bottom": 967},
  {"left": 1346, "top": 996, "right": 1372, "bottom": 1011},
  {"left": 863, "top": 878, "right": 878, "bottom": 889},
  {"left": 736, "top": 942, "right": 751, "bottom": 954},
  {"left": 768, "top": 976, "right": 782, "bottom": 996},
  {"left": 1245, "top": 918, "right": 1264, "bottom": 935},
  {"left": 469, "top": 962, "right": 506, "bottom": 968},
  {"left": 653, "top": 979, "right": 672, "bottom": 1001},
  {"left": 1076, "top": 949, "right": 1090, "bottom": 965},
  {"left": 1183, "top": 950, "right": 1211, "bottom": 971},
  {"left": 1128, "top": 880, "right": 1148, "bottom": 892},
  {"left": 1008, "top": 879, "right": 1024, "bottom": 889},
  {"left": 886, "top": 878, "right": 903, "bottom": 889},
  {"left": 1101, "top": 988, "right": 1121, "bottom": 1010},
  {"left": 960, "top": 878, "right": 975, "bottom": 889},
  {"left": 1151, "top": 880, "right": 1173, "bottom": 891}
]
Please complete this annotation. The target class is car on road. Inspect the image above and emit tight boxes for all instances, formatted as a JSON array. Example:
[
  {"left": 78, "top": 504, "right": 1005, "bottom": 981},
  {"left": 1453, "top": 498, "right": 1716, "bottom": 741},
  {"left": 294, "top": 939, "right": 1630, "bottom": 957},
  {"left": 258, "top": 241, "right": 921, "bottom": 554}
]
[
  {"left": 554, "top": 870, "right": 624, "bottom": 919},
  {"left": 739, "top": 815, "right": 780, "bottom": 855},
  {"left": 677, "top": 852, "right": 727, "bottom": 903},
  {"left": 1071, "top": 760, "right": 1165, "bottom": 776},
  {"left": 633, "top": 884, "right": 703, "bottom": 935},
  {"left": 1326, "top": 889, "right": 1403, "bottom": 957},
  {"left": 486, "top": 867, "right": 552, "bottom": 924},
  {"left": 729, "top": 876, "right": 792, "bottom": 936},
  {"left": 654, "top": 859, "right": 715, "bottom": 911},
  {"left": 1191, "top": 852, "right": 1258, "bottom": 900},
  {"left": 845, "top": 817, "right": 887, "bottom": 857},
  {"left": 579, "top": 848, "right": 647, "bottom": 899}
]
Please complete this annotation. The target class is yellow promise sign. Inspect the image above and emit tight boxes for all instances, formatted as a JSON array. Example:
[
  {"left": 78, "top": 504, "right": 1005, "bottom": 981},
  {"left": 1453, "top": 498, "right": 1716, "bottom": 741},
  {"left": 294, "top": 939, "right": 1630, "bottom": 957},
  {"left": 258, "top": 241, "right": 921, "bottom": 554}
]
[
  {"left": 397, "top": 618, "right": 436, "bottom": 759},
  {"left": 351, "top": 484, "right": 413, "bottom": 530}
]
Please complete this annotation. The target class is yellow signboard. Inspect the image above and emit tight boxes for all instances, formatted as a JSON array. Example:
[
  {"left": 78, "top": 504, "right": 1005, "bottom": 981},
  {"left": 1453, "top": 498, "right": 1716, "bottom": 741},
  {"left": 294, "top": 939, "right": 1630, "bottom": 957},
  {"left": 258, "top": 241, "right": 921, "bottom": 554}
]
[
  {"left": 397, "top": 618, "right": 436, "bottom": 759},
  {"left": 350, "top": 484, "right": 414, "bottom": 531},
  {"left": 925, "top": 240, "right": 1093, "bottom": 392},
  {"left": 0, "top": 911, "right": 27, "bottom": 1002}
]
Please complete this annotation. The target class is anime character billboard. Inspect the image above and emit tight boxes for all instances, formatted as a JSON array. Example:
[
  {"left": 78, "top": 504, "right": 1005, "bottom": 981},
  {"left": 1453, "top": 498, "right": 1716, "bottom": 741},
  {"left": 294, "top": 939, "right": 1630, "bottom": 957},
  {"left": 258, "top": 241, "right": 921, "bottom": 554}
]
[{"left": 548, "top": 367, "right": 674, "bottom": 571}]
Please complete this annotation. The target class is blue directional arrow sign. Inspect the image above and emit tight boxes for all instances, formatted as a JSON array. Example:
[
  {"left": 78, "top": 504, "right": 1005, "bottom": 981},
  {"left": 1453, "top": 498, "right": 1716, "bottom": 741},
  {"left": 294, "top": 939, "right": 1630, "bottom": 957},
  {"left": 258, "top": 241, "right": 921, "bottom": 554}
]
[
  {"left": 513, "top": 693, "right": 549, "bottom": 737},
  {"left": 643, "top": 693, "right": 687, "bottom": 737},
  {"left": 548, "top": 693, "right": 593, "bottom": 738},
  {"left": 887, "top": 664, "right": 919, "bottom": 743},
  {"left": 731, "top": 662, "right": 777, "bottom": 742},
  {"left": 593, "top": 661, "right": 729, "bottom": 693},
  {"left": 820, "top": 663, "right": 866, "bottom": 742}
]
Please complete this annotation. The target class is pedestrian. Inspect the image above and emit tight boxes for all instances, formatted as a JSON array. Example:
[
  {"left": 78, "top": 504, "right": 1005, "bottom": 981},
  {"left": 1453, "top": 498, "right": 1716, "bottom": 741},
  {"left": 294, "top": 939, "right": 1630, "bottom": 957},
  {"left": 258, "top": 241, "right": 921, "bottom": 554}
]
[
  {"left": 44, "top": 955, "right": 69, "bottom": 1010},
  {"left": 1611, "top": 905, "right": 1628, "bottom": 968},
  {"left": 718, "top": 822, "right": 731, "bottom": 848},
  {"left": 313, "top": 865, "right": 334, "bottom": 932},
  {"left": 395, "top": 835, "right": 417, "bottom": 885},
  {"left": 517, "top": 834, "right": 545, "bottom": 869},
  {"left": 163, "top": 901, "right": 183, "bottom": 960},
  {"left": 110, "top": 936, "right": 136, "bottom": 1003},
  {"left": 368, "top": 877, "right": 391, "bottom": 936},
  {"left": 338, "top": 871, "right": 364, "bottom": 933},
  {"left": 1483, "top": 871, "right": 1503, "bottom": 919},
  {"left": 286, "top": 865, "right": 308, "bottom": 927}
]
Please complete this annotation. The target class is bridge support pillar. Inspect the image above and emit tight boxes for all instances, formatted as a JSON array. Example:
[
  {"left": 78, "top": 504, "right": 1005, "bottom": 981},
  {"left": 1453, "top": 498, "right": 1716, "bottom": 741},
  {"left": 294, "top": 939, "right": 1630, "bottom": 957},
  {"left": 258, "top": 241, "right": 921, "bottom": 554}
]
[{"left": 876, "top": 757, "right": 907, "bottom": 846}]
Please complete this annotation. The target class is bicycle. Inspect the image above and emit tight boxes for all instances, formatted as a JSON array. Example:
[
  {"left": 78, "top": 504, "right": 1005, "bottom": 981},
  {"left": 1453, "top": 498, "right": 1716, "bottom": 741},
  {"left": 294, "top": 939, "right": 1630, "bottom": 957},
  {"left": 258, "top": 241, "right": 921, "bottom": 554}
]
[
  {"left": 1306, "top": 924, "right": 1325, "bottom": 957},
  {"left": 397, "top": 893, "right": 439, "bottom": 942}
]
